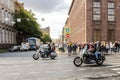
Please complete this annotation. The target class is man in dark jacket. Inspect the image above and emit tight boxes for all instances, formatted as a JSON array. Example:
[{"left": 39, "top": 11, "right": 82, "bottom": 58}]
[
  {"left": 94, "top": 41, "right": 103, "bottom": 60},
  {"left": 95, "top": 45, "right": 102, "bottom": 60},
  {"left": 47, "top": 44, "right": 51, "bottom": 57}
]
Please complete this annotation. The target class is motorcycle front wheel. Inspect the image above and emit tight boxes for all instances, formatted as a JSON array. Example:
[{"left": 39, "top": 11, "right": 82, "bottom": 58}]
[
  {"left": 33, "top": 53, "right": 39, "bottom": 60},
  {"left": 73, "top": 57, "right": 83, "bottom": 67}
]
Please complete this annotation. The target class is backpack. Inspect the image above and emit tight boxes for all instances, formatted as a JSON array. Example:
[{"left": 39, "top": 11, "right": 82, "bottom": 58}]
[{"left": 51, "top": 46, "right": 55, "bottom": 51}]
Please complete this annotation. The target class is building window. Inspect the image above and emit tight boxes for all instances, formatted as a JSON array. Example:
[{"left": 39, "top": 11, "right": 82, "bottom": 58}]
[
  {"left": 93, "top": 1, "right": 101, "bottom": 21},
  {"left": 93, "top": 2, "right": 101, "bottom": 7},
  {"left": 108, "top": 2, "right": 115, "bottom": 22},
  {"left": 94, "top": 15, "right": 100, "bottom": 20},
  {"left": 94, "top": 8, "right": 100, "bottom": 14},
  {"left": 108, "top": 16, "right": 115, "bottom": 21},
  {"left": 108, "top": 9, "right": 115, "bottom": 15},
  {"left": 94, "top": 29, "right": 101, "bottom": 42},
  {"left": 107, "top": 29, "right": 114, "bottom": 41},
  {"left": 108, "top": 2, "right": 115, "bottom": 8}
]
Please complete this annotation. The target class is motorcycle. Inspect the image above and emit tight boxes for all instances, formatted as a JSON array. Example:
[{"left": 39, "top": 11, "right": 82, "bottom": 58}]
[
  {"left": 73, "top": 45, "right": 105, "bottom": 67},
  {"left": 33, "top": 45, "right": 57, "bottom": 60}
]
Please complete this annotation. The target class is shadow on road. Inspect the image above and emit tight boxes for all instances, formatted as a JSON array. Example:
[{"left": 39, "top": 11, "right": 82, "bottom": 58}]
[{"left": 78, "top": 64, "right": 113, "bottom": 67}]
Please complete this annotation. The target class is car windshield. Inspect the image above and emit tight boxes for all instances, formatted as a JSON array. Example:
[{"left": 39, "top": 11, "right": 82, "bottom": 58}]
[
  {"left": 13, "top": 46, "right": 18, "bottom": 48},
  {"left": 40, "top": 44, "right": 48, "bottom": 48}
]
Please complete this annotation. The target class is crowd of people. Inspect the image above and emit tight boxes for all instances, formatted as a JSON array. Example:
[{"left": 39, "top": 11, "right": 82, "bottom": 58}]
[{"left": 66, "top": 41, "right": 120, "bottom": 55}]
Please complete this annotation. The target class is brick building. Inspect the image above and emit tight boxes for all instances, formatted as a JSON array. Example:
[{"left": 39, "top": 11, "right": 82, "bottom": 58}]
[
  {"left": 0, "top": 0, "right": 23, "bottom": 48},
  {"left": 65, "top": 0, "right": 120, "bottom": 43},
  {"left": 41, "top": 27, "right": 50, "bottom": 35}
]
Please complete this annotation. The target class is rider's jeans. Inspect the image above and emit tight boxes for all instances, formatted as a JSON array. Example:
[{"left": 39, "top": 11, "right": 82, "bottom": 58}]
[{"left": 95, "top": 52, "right": 102, "bottom": 59}]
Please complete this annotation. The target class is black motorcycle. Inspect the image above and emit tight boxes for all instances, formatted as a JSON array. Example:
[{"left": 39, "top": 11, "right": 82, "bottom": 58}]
[
  {"left": 73, "top": 45, "right": 105, "bottom": 67},
  {"left": 33, "top": 45, "right": 57, "bottom": 60}
]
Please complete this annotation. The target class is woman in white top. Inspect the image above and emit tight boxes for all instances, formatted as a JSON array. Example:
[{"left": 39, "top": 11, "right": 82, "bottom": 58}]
[{"left": 109, "top": 42, "right": 114, "bottom": 53}]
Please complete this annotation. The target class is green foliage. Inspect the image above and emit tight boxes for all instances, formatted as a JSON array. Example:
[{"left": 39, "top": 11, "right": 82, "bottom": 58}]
[
  {"left": 41, "top": 34, "right": 52, "bottom": 43},
  {"left": 0, "top": 49, "right": 8, "bottom": 53},
  {"left": 14, "top": 8, "right": 42, "bottom": 39}
]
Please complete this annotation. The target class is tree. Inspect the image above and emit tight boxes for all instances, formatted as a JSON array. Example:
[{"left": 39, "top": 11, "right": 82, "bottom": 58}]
[
  {"left": 41, "top": 34, "right": 52, "bottom": 43},
  {"left": 14, "top": 8, "right": 43, "bottom": 44}
]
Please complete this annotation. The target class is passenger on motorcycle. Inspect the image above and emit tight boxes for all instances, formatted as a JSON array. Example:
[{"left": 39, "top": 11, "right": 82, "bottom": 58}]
[
  {"left": 88, "top": 43, "right": 96, "bottom": 53},
  {"left": 51, "top": 43, "right": 55, "bottom": 52}
]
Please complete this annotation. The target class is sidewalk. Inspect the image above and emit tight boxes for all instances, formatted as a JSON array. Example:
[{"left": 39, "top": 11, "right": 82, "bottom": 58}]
[
  {"left": 56, "top": 50, "right": 67, "bottom": 55},
  {"left": 0, "top": 49, "right": 8, "bottom": 53}
]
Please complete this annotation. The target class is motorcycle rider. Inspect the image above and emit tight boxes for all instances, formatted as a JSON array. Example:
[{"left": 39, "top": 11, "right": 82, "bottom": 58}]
[
  {"left": 47, "top": 43, "right": 52, "bottom": 57},
  {"left": 95, "top": 41, "right": 105, "bottom": 60}
]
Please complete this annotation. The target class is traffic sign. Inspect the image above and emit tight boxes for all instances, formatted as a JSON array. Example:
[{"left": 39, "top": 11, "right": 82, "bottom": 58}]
[
  {"left": 64, "top": 27, "right": 71, "bottom": 34},
  {"left": 65, "top": 34, "right": 70, "bottom": 38}
]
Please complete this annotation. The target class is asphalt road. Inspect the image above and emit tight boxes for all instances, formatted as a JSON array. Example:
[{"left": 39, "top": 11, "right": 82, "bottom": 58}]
[{"left": 0, "top": 51, "right": 120, "bottom": 80}]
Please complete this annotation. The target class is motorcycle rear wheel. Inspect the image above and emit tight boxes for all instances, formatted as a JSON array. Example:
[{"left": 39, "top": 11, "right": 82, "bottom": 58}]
[
  {"left": 96, "top": 56, "right": 104, "bottom": 65},
  {"left": 73, "top": 57, "right": 83, "bottom": 67},
  {"left": 50, "top": 56, "right": 55, "bottom": 59},
  {"left": 33, "top": 53, "right": 39, "bottom": 60}
]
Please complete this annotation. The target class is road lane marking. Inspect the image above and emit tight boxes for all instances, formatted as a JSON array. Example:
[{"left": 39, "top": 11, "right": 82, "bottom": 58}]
[
  {"left": 78, "top": 69, "right": 86, "bottom": 71},
  {"left": 28, "top": 72, "right": 40, "bottom": 75},
  {"left": 64, "top": 62, "right": 72, "bottom": 64},
  {"left": 107, "top": 65, "right": 120, "bottom": 68},
  {"left": 117, "top": 72, "right": 120, "bottom": 74},
  {"left": 46, "top": 71, "right": 56, "bottom": 73},
  {"left": 42, "top": 64, "right": 49, "bottom": 65},
  {"left": 11, "top": 65, "right": 20, "bottom": 67},
  {"left": 55, "top": 63, "right": 61, "bottom": 64},
  {"left": 112, "top": 68, "right": 120, "bottom": 71},
  {"left": 92, "top": 68, "right": 101, "bottom": 70},
  {"left": 26, "top": 64, "right": 34, "bottom": 67},
  {"left": 107, "top": 62, "right": 120, "bottom": 64},
  {"left": 0, "top": 66, "right": 4, "bottom": 68},
  {"left": 63, "top": 70, "right": 73, "bottom": 72},
  {"left": 8, "top": 73, "right": 20, "bottom": 76}
]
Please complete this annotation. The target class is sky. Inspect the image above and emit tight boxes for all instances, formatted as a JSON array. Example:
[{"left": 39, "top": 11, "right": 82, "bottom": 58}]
[{"left": 18, "top": 0, "right": 73, "bottom": 39}]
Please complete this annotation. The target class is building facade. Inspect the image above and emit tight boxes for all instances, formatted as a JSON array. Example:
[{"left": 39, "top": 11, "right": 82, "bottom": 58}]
[
  {"left": 0, "top": 0, "right": 16, "bottom": 48},
  {"left": 41, "top": 27, "right": 50, "bottom": 35},
  {"left": 65, "top": 0, "right": 120, "bottom": 43}
]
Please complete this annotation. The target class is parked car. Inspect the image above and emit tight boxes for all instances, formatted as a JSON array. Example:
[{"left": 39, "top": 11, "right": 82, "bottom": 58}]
[
  {"left": 9, "top": 45, "right": 21, "bottom": 52},
  {"left": 20, "top": 42, "right": 30, "bottom": 51},
  {"left": 20, "top": 45, "right": 29, "bottom": 51}
]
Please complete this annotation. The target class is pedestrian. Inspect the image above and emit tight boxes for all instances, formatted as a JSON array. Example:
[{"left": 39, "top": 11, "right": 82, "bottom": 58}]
[
  {"left": 105, "top": 42, "right": 109, "bottom": 53},
  {"left": 78, "top": 43, "right": 81, "bottom": 52},
  {"left": 109, "top": 42, "right": 113, "bottom": 53},
  {"left": 114, "top": 41, "right": 118, "bottom": 53},
  {"left": 116, "top": 42, "right": 120, "bottom": 53},
  {"left": 72, "top": 43, "right": 78, "bottom": 55},
  {"left": 118, "top": 42, "right": 120, "bottom": 53},
  {"left": 67, "top": 43, "right": 72, "bottom": 56}
]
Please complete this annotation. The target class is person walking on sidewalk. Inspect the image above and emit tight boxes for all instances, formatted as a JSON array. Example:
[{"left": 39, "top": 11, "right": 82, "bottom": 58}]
[
  {"left": 72, "top": 43, "right": 78, "bottom": 55},
  {"left": 109, "top": 42, "right": 114, "bottom": 53},
  {"left": 105, "top": 42, "right": 109, "bottom": 54},
  {"left": 67, "top": 43, "right": 72, "bottom": 56}
]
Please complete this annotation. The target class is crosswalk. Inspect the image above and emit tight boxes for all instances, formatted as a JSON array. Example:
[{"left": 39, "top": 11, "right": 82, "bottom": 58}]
[{"left": 106, "top": 54, "right": 120, "bottom": 75}]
